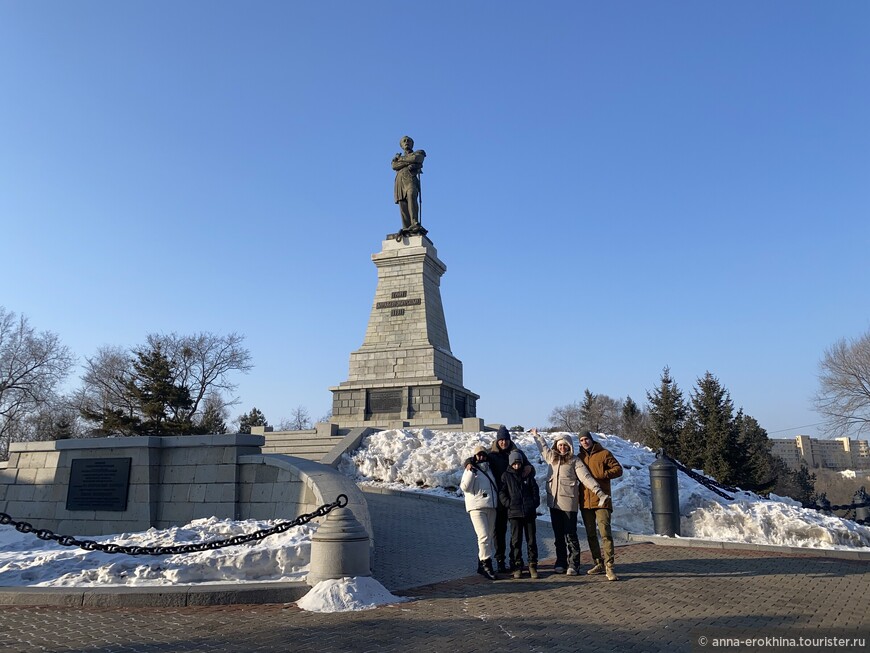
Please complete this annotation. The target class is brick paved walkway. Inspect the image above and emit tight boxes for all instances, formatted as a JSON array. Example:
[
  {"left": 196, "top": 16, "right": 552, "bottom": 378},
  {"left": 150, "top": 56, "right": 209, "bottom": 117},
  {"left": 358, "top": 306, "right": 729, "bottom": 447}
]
[
  {"left": 1, "top": 544, "right": 867, "bottom": 653},
  {"left": 0, "top": 489, "right": 868, "bottom": 652}
]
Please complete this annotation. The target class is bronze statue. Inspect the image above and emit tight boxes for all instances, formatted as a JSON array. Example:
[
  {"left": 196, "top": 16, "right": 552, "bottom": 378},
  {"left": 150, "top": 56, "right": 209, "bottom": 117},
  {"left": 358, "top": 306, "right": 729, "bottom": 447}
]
[{"left": 392, "top": 136, "right": 427, "bottom": 237}]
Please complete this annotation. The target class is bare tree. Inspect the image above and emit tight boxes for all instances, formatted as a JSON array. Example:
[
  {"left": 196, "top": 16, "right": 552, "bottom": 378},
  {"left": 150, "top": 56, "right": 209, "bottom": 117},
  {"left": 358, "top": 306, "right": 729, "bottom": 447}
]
[
  {"left": 548, "top": 402, "right": 583, "bottom": 432},
  {"left": 74, "top": 345, "right": 136, "bottom": 435},
  {"left": 815, "top": 330, "right": 870, "bottom": 436},
  {"left": 149, "top": 332, "right": 253, "bottom": 420},
  {"left": 0, "top": 307, "right": 75, "bottom": 458},
  {"left": 278, "top": 405, "right": 312, "bottom": 431},
  {"left": 580, "top": 389, "right": 623, "bottom": 434}
]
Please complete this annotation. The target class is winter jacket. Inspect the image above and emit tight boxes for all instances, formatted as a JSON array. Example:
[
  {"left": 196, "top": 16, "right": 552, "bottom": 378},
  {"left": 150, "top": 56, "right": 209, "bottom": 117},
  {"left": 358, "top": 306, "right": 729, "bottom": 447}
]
[
  {"left": 578, "top": 440, "right": 623, "bottom": 511},
  {"left": 487, "top": 428, "right": 531, "bottom": 488},
  {"left": 462, "top": 428, "right": 530, "bottom": 490},
  {"left": 498, "top": 467, "right": 540, "bottom": 519},
  {"left": 460, "top": 462, "right": 499, "bottom": 512},
  {"left": 532, "top": 432, "right": 606, "bottom": 511}
]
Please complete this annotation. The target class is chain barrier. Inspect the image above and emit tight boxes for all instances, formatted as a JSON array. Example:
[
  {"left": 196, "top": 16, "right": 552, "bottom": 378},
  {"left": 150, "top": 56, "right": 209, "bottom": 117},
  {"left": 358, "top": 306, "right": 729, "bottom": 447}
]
[
  {"left": 0, "top": 494, "right": 348, "bottom": 556},
  {"left": 661, "top": 453, "right": 736, "bottom": 501},
  {"left": 662, "top": 453, "right": 870, "bottom": 525}
]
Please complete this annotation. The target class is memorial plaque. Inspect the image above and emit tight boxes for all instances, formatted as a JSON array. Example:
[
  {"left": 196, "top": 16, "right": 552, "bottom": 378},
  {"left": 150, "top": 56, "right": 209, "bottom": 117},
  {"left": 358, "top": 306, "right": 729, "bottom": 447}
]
[
  {"left": 66, "top": 458, "right": 132, "bottom": 512},
  {"left": 367, "top": 389, "right": 402, "bottom": 414}
]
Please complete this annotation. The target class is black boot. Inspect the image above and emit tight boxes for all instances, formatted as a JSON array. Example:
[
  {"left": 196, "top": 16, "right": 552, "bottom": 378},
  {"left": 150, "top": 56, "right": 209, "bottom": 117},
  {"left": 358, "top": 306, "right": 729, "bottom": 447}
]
[
  {"left": 477, "top": 559, "right": 485, "bottom": 575},
  {"left": 482, "top": 558, "right": 497, "bottom": 580},
  {"left": 496, "top": 558, "right": 508, "bottom": 573}
]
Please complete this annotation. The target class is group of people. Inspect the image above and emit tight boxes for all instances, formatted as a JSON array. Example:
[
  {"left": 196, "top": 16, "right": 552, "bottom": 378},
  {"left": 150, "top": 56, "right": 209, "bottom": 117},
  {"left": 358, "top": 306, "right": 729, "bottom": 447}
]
[{"left": 460, "top": 426, "right": 623, "bottom": 581}]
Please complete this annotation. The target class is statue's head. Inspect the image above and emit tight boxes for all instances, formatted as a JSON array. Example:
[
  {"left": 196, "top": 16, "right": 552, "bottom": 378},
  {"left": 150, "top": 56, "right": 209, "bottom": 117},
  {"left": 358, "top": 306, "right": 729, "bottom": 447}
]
[{"left": 400, "top": 135, "right": 414, "bottom": 150}]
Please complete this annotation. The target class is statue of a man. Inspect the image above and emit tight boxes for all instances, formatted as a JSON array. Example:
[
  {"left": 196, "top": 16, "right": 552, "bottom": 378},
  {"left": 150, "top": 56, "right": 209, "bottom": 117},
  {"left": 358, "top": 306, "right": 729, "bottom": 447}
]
[{"left": 392, "top": 136, "right": 426, "bottom": 235}]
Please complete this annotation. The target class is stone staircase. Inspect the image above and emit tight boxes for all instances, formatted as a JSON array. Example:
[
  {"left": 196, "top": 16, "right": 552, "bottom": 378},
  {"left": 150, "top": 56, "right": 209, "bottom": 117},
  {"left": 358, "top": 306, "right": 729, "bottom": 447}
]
[{"left": 251, "top": 424, "right": 376, "bottom": 466}]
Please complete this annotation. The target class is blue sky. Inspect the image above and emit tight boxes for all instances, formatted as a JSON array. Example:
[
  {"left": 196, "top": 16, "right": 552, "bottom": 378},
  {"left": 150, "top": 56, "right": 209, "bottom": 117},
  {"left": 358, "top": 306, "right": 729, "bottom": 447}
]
[{"left": 2, "top": 2, "right": 868, "bottom": 437}]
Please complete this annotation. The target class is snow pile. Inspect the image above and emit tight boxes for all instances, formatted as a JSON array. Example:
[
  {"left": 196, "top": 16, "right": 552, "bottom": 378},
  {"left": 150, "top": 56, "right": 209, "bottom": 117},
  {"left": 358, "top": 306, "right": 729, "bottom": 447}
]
[
  {"left": 296, "top": 576, "right": 409, "bottom": 612},
  {"left": 340, "top": 428, "right": 870, "bottom": 550},
  {"left": 0, "top": 517, "right": 315, "bottom": 587}
]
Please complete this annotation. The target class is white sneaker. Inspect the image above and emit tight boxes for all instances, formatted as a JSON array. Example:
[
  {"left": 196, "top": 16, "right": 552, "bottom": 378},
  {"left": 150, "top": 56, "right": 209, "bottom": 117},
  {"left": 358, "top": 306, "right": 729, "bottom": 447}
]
[{"left": 566, "top": 566, "right": 579, "bottom": 576}]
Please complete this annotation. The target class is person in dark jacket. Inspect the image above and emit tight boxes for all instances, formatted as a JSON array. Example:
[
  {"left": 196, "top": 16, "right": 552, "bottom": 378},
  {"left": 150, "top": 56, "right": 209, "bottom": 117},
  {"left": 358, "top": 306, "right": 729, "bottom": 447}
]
[
  {"left": 465, "top": 426, "right": 533, "bottom": 572},
  {"left": 498, "top": 450, "right": 541, "bottom": 579}
]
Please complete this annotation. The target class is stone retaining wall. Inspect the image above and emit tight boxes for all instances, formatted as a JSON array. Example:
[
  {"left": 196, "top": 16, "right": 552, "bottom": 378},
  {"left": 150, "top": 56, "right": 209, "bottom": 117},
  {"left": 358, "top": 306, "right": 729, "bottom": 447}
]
[{"left": 0, "top": 434, "right": 368, "bottom": 538}]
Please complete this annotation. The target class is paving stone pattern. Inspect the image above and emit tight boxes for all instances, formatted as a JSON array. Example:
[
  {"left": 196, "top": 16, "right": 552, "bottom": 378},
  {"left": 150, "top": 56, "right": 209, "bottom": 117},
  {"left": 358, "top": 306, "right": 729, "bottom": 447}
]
[{"left": 0, "top": 491, "right": 867, "bottom": 653}]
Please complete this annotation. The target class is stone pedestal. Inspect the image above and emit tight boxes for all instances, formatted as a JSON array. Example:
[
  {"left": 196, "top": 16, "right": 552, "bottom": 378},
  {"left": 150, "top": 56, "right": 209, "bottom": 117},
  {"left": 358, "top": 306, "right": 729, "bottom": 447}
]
[{"left": 330, "top": 234, "right": 478, "bottom": 428}]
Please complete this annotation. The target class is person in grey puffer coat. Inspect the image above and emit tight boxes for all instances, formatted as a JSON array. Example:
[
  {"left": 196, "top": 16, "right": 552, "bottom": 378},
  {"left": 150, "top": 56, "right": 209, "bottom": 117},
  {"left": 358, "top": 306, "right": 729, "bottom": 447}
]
[
  {"left": 460, "top": 444, "right": 499, "bottom": 580},
  {"left": 531, "top": 428, "right": 609, "bottom": 575}
]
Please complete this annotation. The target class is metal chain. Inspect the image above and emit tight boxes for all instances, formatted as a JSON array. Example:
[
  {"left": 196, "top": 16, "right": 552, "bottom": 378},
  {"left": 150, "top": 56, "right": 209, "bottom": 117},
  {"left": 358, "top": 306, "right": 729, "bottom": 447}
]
[
  {"left": 660, "top": 453, "right": 870, "bottom": 525},
  {"left": 0, "top": 494, "right": 348, "bottom": 556},
  {"left": 662, "top": 453, "right": 735, "bottom": 501},
  {"left": 804, "top": 499, "right": 870, "bottom": 512}
]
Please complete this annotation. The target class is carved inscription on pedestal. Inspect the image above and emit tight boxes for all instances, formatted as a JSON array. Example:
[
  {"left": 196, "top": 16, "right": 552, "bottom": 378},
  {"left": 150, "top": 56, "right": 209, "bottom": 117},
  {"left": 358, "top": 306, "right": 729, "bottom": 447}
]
[
  {"left": 66, "top": 458, "right": 132, "bottom": 512},
  {"left": 367, "top": 389, "right": 402, "bottom": 414}
]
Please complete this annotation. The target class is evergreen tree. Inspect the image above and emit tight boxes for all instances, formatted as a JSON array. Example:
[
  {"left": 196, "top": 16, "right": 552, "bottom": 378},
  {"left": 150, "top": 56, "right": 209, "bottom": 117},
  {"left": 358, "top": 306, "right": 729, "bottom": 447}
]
[
  {"left": 646, "top": 366, "right": 687, "bottom": 455},
  {"left": 198, "top": 394, "right": 228, "bottom": 434},
  {"left": 771, "top": 461, "right": 817, "bottom": 505},
  {"left": 237, "top": 407, "right": 268, "bottom": 434},
  {"left": 678, "top": 415, "right": 704, "bottom": 470},
  {"left": 620, "top": 396, "right": 648, "bottom": 444},
  {"left": 733, "top": 410, "right": 777, "bottom": 490},
  {"left": 579, "top": 389, "right": 598, "bottom": 431},
  {"left": 124, "top": 344, "right": 194, "bottom": 435},
  {"left": 80, "top": 343, "right": 195, "bottom": 435},
  {"left": 688, "top": 372, "right": 737, "bottom": 484}
]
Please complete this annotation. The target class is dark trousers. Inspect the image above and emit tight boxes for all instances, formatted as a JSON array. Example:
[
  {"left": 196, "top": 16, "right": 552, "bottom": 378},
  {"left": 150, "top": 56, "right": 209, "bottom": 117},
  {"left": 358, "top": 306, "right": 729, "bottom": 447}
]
[
  {"left": 495, "top": 505, "right": 509, "bottom": 564},
  {"left": 550, "top": 508, "right": 581, "bottom": 568},
  {"left": 509, "top": 517, "right": 538, "bottom": 567}
]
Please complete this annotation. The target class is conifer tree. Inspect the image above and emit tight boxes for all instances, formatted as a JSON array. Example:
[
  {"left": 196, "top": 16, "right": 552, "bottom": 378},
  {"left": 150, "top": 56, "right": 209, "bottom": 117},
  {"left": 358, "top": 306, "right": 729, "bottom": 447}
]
[
  {"left": 733, "top": 410, "right": 776, "bottom": 490},
  {"left": 646, "top": 366, "right": 687, "bottom": 455},
  {"left": 580, "top": 389, "right": 598, "bottom": 431},
  {"left": 620, "top": 396, "right": 647, "bottom": 444},
  {"left": 124, "top": 344, "right": 194, "bottom": 435},
  {"left": 237, "top": 407, "right": 268, "bottom": 434},
  {"left": 688, "top": 372, "right": 737, "bottom": 484}
]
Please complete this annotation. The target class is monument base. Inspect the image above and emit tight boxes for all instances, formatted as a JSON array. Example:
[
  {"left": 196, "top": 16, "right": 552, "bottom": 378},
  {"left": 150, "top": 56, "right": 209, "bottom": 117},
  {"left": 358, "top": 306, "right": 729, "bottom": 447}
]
[
  {"left": 330, "top": 380, "right": 478, "bottom": 429},
  {"left": 330, "top": 233, "right": 479, "bottom": 429}
]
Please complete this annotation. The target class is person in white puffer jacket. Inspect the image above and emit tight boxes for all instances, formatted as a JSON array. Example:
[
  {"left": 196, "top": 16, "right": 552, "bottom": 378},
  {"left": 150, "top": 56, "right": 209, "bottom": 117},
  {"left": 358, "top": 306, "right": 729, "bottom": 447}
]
[
  {"left": 531, "top": 428, "right": 609, "bottom": 576},
  {"left": 460, "top": 444, "right": 500, "bottom": 580}
]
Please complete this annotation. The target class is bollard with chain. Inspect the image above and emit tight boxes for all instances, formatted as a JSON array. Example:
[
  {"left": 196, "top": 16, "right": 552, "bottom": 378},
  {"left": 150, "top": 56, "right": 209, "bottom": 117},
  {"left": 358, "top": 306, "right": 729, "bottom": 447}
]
[
  {"left": 0, "top": 495, "right": 348, "bottom": 556},
  {"left": 306, "top": 505, "right": 371, "bottom": 586}
]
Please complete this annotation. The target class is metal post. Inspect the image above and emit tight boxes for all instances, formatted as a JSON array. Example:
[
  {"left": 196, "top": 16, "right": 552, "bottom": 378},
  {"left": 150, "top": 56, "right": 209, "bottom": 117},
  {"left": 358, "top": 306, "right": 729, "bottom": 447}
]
[{"left": 649, "top": 451, "right": 681, "bottom": 537}]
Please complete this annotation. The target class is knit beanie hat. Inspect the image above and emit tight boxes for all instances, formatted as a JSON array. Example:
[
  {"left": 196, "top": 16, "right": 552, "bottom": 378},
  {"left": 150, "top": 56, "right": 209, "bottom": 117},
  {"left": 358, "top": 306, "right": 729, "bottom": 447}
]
[
  {"left": 508, "top": 451, "right": 523, "bottom": 466},
  {"left": 496, "top": 425, "right": 511, "bottom": 442}
]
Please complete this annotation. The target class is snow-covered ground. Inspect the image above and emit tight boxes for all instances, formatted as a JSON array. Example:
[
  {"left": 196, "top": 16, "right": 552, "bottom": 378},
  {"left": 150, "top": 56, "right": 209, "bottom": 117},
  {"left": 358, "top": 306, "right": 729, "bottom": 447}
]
[
  {"left": 1, "top": 429, "right": 868, "bottom": 612},
  {"left": 338, "top": 429, "right": 870, "bottom": 550}
]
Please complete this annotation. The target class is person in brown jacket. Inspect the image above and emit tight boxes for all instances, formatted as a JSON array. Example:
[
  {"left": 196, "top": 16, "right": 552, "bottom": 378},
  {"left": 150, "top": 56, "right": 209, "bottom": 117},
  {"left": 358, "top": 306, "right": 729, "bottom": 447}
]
[{"left": 577, "top": 431, "right": 624, "bottom": 581}]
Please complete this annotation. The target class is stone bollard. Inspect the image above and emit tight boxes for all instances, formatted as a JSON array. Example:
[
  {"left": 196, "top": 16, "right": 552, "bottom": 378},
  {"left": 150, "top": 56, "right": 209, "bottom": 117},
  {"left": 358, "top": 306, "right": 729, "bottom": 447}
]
[
  {"left": 649, "top": 451, "right": 680, "bottom": 537},
  {"left": 307, "top": 506, "right": 371, "bottom": 586}
]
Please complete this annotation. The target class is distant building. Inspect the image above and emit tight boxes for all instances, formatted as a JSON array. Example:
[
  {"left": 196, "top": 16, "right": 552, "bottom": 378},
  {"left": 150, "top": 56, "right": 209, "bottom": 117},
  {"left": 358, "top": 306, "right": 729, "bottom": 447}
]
[{"left": 770, "top": 435, "right": 870, "bottom": 471}]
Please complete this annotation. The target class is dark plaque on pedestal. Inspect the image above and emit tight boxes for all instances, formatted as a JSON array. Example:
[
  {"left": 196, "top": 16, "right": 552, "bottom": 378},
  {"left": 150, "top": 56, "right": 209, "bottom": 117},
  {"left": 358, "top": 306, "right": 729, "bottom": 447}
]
[
  {"left": 367, "top": 389, "right": 402, "bottom": 414},
  {"left": 66, "top": 458, "right": 132, "bottom": 512}
]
